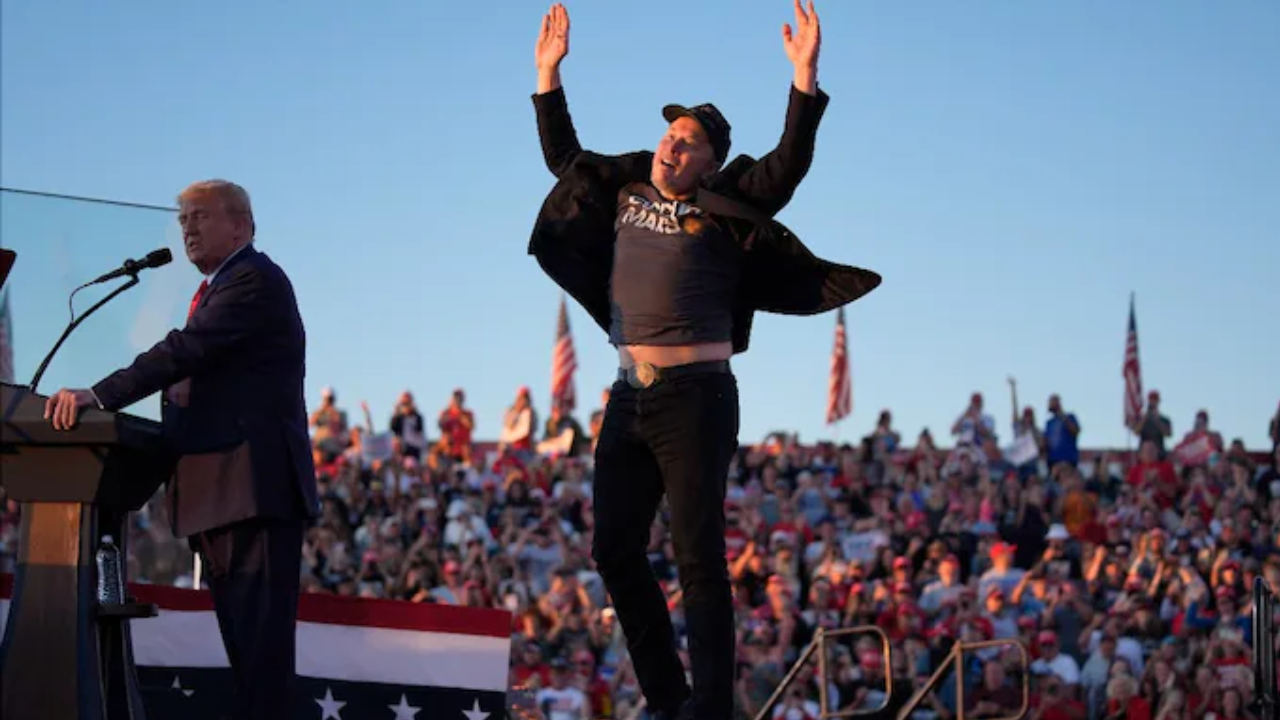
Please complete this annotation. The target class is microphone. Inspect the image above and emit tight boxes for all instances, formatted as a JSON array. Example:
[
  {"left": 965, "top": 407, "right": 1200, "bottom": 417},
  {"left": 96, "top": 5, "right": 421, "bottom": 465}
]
[
  {"left": 28, "top": 248, "right": 174, "bottom": 393},
  {"left": 87, "top": 248, "right": 173, "bottom": 285}
]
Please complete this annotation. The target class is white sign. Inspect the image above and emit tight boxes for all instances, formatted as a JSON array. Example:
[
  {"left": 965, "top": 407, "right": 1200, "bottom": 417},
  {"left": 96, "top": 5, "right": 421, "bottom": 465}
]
[{"left": 841, "top": 530, "right": 890, "bottom": 563}]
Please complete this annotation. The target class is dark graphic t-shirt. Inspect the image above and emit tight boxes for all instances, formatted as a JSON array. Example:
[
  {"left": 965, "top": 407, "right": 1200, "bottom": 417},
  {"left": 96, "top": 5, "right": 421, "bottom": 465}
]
[{"left": 609, "top": 183, "right": 742, "bottom": 346}]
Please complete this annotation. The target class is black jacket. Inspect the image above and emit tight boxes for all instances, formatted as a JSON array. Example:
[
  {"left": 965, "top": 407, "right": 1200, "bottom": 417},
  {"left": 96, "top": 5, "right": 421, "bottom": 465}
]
[
  {"left": 93, "top": 244, "right": 319, "bottom": 536},
  {"left": 528, "top": 83, "right": 882, "bottom": 354}
]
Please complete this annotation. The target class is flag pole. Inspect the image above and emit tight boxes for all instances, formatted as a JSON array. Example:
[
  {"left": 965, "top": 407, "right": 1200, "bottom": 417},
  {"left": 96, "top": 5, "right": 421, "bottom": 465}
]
[
  {"left": 1126, "top": 289, "right": 1136, "bottom": 458},
  {"left": 1124, "top": 292, "right": 1136, "bottom": 462}
]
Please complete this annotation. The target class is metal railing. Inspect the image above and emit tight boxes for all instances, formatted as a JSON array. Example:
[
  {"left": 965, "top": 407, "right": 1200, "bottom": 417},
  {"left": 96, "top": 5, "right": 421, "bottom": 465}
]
[
  {"left": 895, "top": 638, "right": 1030, "bottom": 720},
  {"left": 753, "top": 625, "right": 894, "bottom": 720},
  {"left": 1255, "top": 577, "right": 1278, "bottom": 720},
  {"left": 516, "top": 628, "right": 1030, "bottom": 720}
]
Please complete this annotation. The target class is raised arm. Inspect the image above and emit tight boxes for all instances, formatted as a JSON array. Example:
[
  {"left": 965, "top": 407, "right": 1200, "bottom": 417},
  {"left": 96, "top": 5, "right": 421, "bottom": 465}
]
[
  {"left": 729, "top": 0, "right": 829, "bottom": 217},
  {"left": 531, "top": 3, "right": 583, "bottom": 178}
]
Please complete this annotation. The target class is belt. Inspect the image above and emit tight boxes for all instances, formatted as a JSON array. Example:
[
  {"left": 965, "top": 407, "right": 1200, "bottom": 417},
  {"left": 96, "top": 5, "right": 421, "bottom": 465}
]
[{"left": 618, "top": 359, "right": 731, "bottom": 389}]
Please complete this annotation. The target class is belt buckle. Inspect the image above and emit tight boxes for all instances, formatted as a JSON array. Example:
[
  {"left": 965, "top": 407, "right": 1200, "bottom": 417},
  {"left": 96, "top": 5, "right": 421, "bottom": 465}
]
[{"left": 628, "top": 362, "right": 657, "bottom": 389}]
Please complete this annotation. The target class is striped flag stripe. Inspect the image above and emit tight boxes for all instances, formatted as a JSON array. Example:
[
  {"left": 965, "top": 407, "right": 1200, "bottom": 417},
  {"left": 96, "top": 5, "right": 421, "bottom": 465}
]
[
  {"left": 0, "top": 573, "right": 512, "bottom": 683},
  {"left": 1123, "top": 293, "right": 1143, "bottom": 428},
  {"left": 0, "top": 573, "right": 512, "bottom": 719},
  {"left": 827, "top": 307, "right": 852, "bottom": 424},
  {"left": 551, "top": 295, "right": 577, "bottom": 413}
]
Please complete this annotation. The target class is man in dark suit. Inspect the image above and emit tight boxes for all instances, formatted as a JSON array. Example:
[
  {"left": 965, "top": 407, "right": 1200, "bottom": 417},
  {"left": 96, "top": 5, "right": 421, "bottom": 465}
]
[
  {"left": 45, "top": 179, "right": 318, "bottom": 720},
  {"left": 528, "top": 3, "right": 880, "bottom": 719}
]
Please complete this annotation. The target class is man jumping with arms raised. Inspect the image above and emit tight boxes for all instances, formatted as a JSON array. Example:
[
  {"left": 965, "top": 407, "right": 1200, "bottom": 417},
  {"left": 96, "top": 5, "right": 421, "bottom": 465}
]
[{"left": 527, "top": 3, "right": 881, "bottom": 718}]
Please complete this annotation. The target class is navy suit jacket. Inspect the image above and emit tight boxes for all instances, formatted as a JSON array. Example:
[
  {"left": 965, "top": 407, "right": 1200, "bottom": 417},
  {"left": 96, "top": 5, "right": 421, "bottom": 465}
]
[{"left": 92, "top": 244, "right": 319, "bottom": 538}]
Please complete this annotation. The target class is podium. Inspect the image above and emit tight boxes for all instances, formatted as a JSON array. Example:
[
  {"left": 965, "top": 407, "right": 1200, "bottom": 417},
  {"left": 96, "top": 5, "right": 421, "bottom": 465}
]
[{"left": 0, "top": 382, "right": 173, "bottom": 720}]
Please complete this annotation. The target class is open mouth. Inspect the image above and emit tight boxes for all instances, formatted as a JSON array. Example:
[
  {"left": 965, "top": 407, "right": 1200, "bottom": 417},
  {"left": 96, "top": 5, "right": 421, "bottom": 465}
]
[{"left": 661, "top": 159, "right": 676, "bottom": 169}]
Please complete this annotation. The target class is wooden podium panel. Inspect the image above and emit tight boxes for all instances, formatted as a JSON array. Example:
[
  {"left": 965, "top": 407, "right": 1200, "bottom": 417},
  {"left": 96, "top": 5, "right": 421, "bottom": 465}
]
[
  {"left": 24, "top": 501, "right": 83, "bottom": 565},
  {"left": 0, "top": 382, "right": 172, "bottom": 720}
]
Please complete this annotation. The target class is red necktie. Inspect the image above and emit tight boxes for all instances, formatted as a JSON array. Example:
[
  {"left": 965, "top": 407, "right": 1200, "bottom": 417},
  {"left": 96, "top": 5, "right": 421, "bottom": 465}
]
[{"left": 187, "top": 280, "right": 209, "bottom": 321}]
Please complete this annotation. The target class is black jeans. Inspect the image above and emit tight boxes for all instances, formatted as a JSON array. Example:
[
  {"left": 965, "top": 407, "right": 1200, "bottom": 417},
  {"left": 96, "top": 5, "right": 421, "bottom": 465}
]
[{"left": 591, "top": 369, "right": 740, "bottom": 720}]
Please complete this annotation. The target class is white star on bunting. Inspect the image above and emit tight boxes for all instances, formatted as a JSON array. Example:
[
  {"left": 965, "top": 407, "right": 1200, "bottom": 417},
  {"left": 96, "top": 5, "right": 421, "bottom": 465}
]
[
  {"left": 315, "top": 687, "right": 346, "bottom": 720},
  {"left": 461, "top": 698, "right": 490, "bottom": 720},
  {"left": 169, "top": 675, "right": 194, "bottom": 698},
  {"left": 389, "top": 693, "right": 421, "bottom": 720}
]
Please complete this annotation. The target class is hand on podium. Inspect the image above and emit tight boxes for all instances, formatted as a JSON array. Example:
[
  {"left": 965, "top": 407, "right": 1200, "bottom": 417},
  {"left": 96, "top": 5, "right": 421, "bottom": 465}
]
[{"left": 43, "top": 388, "right": 98, "bottom": 430}]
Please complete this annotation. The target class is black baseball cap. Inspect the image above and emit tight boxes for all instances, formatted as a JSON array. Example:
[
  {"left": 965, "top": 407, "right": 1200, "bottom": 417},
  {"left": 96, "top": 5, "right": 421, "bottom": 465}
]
[{"left": 662, "top": 102, "right": 731, "bottom": 164}]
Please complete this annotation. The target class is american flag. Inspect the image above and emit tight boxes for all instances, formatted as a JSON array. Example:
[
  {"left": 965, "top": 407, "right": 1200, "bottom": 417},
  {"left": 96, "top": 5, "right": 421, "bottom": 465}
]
[
  {"left": 0, "top": 286, "right": 13, "bottom": 384},
  {"left": 550, "top": 295, "right": 577, "bottom": 414},
  {"left": 1123, "top": 293, "right": 1143, "bottom": 428},
  {"left": 826, "top": 307, "right": 852, "bottom": 424}
]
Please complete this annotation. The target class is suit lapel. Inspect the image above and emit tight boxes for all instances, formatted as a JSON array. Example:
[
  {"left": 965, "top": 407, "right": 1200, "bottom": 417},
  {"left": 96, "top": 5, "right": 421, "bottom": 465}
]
[{"left": 196, "top": 244, "right": 257, "bottom": 313}]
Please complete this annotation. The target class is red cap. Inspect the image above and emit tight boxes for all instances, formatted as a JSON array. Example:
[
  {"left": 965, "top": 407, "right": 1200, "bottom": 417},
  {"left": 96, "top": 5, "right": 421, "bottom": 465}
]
[{"left": 990, "top": 542, "right": 1017, "bottom": 556}]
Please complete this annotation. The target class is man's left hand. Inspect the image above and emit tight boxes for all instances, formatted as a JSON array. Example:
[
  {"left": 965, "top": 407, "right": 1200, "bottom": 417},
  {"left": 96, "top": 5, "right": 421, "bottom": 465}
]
[
  {"left": 44, "top": 388, "right": 97, "bottom": 430},
  {"left": 782, "top": 0, "right": 821, "bottom": 72}
]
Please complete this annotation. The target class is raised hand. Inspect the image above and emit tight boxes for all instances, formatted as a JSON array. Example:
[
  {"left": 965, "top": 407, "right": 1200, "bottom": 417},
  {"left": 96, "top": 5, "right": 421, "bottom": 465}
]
[
  {"left": 782, "top": 0, "right": 821, "bottom": 70},
  {"left": 536, "top": 3, "right": 570, "bottom": 71}
]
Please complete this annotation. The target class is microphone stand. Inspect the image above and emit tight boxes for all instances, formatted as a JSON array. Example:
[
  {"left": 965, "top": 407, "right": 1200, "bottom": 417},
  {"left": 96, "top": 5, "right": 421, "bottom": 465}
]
[{"left": 29, "top": 274, "right": 141, "bottom": 395}]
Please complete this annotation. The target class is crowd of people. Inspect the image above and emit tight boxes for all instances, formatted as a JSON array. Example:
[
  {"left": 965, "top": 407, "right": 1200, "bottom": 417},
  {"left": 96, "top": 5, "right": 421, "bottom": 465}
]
[{"left": 5, "top": 382, "right": 1280, "bottom": 720}]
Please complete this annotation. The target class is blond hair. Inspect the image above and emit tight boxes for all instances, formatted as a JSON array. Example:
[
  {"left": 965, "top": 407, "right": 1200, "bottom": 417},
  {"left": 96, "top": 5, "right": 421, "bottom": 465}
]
[
  {"left": 177, "top": 179, "right": 255, "bottom": 236},
  {"left": 1107, "top": 674, "right": 1137, "bottom": 700}
]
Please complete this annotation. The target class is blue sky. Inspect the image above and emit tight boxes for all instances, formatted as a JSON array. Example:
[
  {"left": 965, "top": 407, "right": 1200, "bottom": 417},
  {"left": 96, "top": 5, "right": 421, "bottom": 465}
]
[{"left": 2, "top": 0, "right": 1276, "bottom": 450}]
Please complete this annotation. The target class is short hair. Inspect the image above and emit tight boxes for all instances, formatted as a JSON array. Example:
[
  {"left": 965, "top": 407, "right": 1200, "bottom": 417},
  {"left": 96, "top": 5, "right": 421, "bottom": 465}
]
[{"left": 177, "top": 179, "right": 255, "bottom": 236}]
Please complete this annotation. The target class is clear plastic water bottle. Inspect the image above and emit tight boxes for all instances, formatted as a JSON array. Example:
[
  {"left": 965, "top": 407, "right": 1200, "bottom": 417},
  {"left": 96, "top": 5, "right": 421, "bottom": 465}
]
[{"left": 95, "top": 535, "right": 124, "bottom": 605}]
